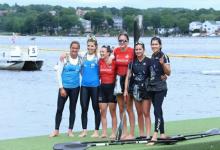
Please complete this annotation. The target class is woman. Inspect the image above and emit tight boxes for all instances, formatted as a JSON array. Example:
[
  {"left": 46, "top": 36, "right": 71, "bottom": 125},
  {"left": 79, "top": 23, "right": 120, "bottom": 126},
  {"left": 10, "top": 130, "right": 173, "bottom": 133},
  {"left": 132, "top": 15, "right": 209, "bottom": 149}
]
[
  {"left": 124, "top": 42, "right": 151, "bottom": 138},
  {"left": 99, "top": 45, "right": 117, "bottom": 139},
  {"left": 49, "top": 41, "right": 82, "bottom": 137},
  {"left": 114, "top": 32, "right": 135, "bottom": 139},
  {"left": 79, "top": 36, "right": 101, "bottom": 138},
  {"left": 148, "top": 37, "right": 171, "bottom": 143}
]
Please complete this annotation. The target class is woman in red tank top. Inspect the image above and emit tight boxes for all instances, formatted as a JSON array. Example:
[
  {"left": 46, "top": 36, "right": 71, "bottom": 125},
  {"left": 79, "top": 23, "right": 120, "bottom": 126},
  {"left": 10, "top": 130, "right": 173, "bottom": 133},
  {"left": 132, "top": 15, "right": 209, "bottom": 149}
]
[
  {"left": 113, "top": 33, "right": 135, "bottom": 139},
  {"left": 99, "top": 45, "right": 117, "bottom": 139}
]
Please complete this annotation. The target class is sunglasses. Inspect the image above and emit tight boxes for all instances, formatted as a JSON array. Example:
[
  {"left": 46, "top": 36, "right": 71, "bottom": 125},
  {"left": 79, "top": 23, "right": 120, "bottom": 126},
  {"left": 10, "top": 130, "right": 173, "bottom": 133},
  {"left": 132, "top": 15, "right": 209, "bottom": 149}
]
[
  {"left": 118, "top": 39, "right": 128, "bottom": 43},
  {"left": 135, "top": 41, "right": 145, "bottom": 46}
]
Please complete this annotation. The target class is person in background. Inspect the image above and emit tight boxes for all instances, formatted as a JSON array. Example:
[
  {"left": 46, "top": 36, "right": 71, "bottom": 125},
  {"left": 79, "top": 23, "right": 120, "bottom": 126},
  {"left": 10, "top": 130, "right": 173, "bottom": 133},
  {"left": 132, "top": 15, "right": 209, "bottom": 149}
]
[
  {"left": 147, "top": 37, "right": 171, "bottom": 144},
  {"left": 114, "top": 32, "right": 135, "bottom": 139},
  {"left": 79, "top": 36, "right": 101, "bottom": 138},
  {"left": 124, "top": 41, "right": 152, "bottom": 139},
  {"left": 49, "top": 41, "right": 82, "bottom": 137},
  {"left": 99, "top": 45, "right": 117, "bottom": 139}
]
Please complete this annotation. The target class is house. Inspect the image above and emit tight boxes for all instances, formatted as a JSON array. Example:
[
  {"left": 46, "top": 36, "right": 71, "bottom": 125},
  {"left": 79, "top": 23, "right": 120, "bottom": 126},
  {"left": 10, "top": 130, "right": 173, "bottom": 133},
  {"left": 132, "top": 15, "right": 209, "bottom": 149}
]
[
  {"left": 79, "top": 18, "right": 92, "bottom": 33},
  {"left": 76, "top": 9, "right": 88, "bottom": 17},
  {"left": 189, "top": 21, "right": 202, "bottom": 31},
  {"left": 112, "top": 16, "right": 123, "bottom": 30},
  {"left": 202, "top": 21, "right": 220, "bottom": 35}
]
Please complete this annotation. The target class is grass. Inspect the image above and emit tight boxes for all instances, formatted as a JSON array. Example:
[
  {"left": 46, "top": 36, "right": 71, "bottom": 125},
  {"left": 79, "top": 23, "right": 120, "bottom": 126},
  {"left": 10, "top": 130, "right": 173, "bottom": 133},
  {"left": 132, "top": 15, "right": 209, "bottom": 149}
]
[{"left": 0, "top": 117, "right": 220, "bottom": 150}]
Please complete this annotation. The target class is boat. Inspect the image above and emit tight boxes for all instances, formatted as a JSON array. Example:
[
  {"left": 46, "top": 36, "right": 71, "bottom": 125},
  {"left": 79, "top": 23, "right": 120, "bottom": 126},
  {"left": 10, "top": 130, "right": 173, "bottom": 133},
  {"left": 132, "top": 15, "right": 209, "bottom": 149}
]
[
  {"left": 201, "top": 70, "right": 220, "bottom": 75},
  {"left": 0, "top": 46, "right": 43, "bottom": 71}
]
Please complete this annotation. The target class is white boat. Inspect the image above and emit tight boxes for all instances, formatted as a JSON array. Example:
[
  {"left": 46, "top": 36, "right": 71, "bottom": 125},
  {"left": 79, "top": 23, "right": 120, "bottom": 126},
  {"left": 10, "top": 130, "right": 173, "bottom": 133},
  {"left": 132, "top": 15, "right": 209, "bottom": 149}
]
[
  {"left": 201, "top": 70, "right": 220, "bottom": 75},
  {"left": 0, "top": 46, "right": 43, "bottom": 71}
]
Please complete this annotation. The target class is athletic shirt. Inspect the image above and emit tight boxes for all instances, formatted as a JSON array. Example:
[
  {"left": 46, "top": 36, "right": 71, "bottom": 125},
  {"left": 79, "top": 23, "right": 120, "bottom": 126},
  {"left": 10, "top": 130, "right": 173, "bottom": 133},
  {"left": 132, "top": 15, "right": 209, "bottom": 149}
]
[
  {"left": 129, "top": 57, "right": 151, "bottom": 85},
  {"left": 149, "top": 50, "right": 170, "bottom": 91},
  {"left": 81, "top": 53, "right": 100, "bottom": 87},
  {"left": 57, "top": 56, "right": 82, "bottom": 88},
  {"left": 114, "top": 47, "right": 134, "bottom": 76},
  {"left": 99, "top": 59, "right": 116, "bottom": 84}
]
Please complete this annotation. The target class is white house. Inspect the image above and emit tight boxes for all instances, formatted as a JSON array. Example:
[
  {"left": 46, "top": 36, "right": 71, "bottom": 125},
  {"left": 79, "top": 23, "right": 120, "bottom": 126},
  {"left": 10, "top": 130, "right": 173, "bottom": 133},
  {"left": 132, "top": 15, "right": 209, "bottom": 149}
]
[
  {"left": 79, "top": 18, "right": 91, "bottom": 33},
  {"left": 112, "top": 16, "right": 123, "bottom": 30},
  {"left": 189, "top": 21, "right": 202, "bottom": 31},
  {"left": 202, "top": 21, "right": 220, "bottom": 35}
]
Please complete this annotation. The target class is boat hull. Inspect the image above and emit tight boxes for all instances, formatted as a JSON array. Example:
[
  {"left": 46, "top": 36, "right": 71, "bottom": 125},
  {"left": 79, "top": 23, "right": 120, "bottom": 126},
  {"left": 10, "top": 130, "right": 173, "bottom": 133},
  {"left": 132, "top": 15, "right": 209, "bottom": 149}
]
[
  {"left": 22, "top": 60, "right": 43, "bottom": 71},
  {"left": 0, "top": 60, "right": 25, "bottom": 70},
  {"left": 0, "top": 60, "right": 43, "bottom": 71}
]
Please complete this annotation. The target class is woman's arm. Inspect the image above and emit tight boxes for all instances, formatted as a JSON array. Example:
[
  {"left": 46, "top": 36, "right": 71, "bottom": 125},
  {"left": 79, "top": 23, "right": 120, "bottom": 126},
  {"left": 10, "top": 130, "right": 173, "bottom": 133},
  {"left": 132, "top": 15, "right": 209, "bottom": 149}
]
[{"left": 160, "top": 55, "right": 171, "bottom": 76}]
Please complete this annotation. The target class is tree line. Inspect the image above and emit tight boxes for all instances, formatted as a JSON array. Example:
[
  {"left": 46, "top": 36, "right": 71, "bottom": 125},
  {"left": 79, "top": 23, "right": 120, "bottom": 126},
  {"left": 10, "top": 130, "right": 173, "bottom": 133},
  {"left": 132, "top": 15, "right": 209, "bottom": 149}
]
[{"left": 0, "top": 3, "right": 220, "bottom": 36}]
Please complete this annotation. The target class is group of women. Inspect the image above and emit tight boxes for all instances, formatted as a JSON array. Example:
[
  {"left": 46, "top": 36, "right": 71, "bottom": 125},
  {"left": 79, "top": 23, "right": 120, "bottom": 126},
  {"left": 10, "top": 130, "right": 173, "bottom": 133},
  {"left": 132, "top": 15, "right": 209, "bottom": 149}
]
[{"left": 49, "top": 33, "right": 171, "bottom": 143}]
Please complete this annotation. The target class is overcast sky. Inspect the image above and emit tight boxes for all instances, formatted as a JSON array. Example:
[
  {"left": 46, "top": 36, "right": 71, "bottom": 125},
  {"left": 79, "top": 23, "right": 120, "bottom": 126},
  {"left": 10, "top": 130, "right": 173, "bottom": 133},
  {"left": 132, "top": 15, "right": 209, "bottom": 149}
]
[{"left": 1, "top": 0, "right": 220, "bottom": 10}]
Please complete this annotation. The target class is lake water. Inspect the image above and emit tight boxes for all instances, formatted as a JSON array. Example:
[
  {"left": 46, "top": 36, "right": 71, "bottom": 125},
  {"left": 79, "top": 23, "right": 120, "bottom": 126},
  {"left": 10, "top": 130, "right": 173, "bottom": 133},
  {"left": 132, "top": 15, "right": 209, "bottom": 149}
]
[{"left": 0, "top": 36, "right": 220, "bottom": 140}]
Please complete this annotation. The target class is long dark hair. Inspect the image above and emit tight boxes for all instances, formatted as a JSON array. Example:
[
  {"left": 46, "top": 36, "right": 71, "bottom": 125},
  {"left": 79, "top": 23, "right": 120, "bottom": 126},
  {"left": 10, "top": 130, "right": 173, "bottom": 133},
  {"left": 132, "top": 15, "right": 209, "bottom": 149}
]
[{"left": 151, "top": 36, "right": 162, "bottom": 50}]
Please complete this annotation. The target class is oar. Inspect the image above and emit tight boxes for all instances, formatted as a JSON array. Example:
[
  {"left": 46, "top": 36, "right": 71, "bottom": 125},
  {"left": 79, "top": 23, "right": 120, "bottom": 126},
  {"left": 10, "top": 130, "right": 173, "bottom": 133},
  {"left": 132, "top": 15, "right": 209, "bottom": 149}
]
[
  {"left": 115, "top": 104, "right": 126, "bottom": 141},
  {"left": 53, "top": 138, "right": 177, "bottom": 150},
  {"left": 170, "top": 128, "right": 220, "bottom": 141},
  {"left": 133, "top": 15, "right": 143, "bottom": 47}
]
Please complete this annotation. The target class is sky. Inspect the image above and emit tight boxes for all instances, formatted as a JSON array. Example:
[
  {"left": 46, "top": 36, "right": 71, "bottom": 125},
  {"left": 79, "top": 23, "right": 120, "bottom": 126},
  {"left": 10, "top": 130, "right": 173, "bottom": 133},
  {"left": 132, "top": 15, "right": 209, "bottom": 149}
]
[{"left": 1, "top": 0, "right": 220, "bottom": 10}]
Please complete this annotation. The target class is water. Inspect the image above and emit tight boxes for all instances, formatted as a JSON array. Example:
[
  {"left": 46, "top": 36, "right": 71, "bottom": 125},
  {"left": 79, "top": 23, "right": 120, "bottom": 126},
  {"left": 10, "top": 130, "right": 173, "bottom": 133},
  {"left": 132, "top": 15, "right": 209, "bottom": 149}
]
[{"left": 0, "top": 36, "right": 220, "bottom": 140}]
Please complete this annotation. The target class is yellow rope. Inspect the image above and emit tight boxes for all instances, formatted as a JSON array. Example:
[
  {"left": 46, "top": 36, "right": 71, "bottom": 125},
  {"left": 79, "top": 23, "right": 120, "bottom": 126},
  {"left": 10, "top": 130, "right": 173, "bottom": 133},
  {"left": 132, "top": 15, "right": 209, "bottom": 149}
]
[{"left": 168, "top": 54, "right": 220, "bottom": 59}]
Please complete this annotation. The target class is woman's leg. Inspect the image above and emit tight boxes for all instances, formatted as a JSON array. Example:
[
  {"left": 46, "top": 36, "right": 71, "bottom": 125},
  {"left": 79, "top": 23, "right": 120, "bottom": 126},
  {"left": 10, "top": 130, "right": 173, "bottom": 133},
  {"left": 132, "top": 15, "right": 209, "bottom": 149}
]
[
  {"left": 79, "top": 86, "right": 90, "bottom": 137},
  {"left": 50, "top": 90, "right": 68, "bottom": 137},
  {"left": 117, "top": 94, "right": 128, "bottom": 139},
  {"left": 125, "top": 95, "right": 135, "bottom": 139},
  {"left": 99, "top": 102, "right": 108, "bottom": 138},
  {"left": 134, "top": 100, "right": 144, "bottom": 137},
  {"left": 68, "top": 87, "right": 80, "bottom": 136},
  {"left": 90, "top": 87, "right": 101, "bottom": 137},
  {"left": 151, "top": 91, "right": 166, "bottom": 140},
  {"left": 109, "top": 102, "right": 117, "bottom": 139},
  {"left": 142, "top": 99, "right": 151, "bottom": 138}
]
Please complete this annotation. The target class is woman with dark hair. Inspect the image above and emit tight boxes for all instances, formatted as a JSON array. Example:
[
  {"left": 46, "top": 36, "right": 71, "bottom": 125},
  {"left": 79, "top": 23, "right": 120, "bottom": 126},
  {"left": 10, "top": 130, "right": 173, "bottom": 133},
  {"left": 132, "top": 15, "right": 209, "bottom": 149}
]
[
  {"left": 49, "top": 41, "right": 82, "bottom": 137},
  {"left": 124, "top": 41, "right": 152, "bottom": 138},
  {"left": 148, "top": 37, "right": 171, "bottom": 143},
  {"left": 114, "top": 32, "right": 135, "bottom": 139},
  {"left": 99, "top": 45, "right": 117, "bottom": 139}
]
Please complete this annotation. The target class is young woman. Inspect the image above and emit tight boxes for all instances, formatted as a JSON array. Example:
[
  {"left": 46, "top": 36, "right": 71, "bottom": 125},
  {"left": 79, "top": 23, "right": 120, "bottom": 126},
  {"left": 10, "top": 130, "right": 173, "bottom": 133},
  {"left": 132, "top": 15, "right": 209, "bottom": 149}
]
[
  {"left": 114, "top": 32, "right": 135, "bottom": 139},
  {"left": 99, "top": 45, "right": 117, "bottom": 139},
  {"left": 148, "top": 37, "right": 171, "bottom": 143},
  {"left": 124, "top": 42, "right": 151, "bottom": 138},
  {"left": 49, "top": 41, "right": 82, "bottom": 137},
  {"left": 79, "top": 37, "right": 101, "bottom": 138}
]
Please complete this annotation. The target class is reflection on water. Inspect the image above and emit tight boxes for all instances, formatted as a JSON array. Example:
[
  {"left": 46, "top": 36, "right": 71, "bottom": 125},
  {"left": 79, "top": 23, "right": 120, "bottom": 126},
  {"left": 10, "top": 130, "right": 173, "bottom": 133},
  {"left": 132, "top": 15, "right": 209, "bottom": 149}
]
[{"left": 0, "top": 36, "right": 220, "bottom": 140}]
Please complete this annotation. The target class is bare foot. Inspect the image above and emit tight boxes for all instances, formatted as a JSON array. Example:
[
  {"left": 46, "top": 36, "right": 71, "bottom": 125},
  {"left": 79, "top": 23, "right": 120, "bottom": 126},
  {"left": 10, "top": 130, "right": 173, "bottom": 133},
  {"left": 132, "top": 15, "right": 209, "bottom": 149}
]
[
  {"left": 100, "top": 134, "right": 107, "bottom": 138},
  {"left": 91, "top": 130, "right": 99, "bottom": 138},
  {"left": 120, "top": 133, "right": 128, "bottom": 140},
  {"left": 109, "top": 134, "right": 116, "bottom": 139},
  {"left": 160, "top": 134, "right": 170, "bottom": 139},
  {"left": 79, "top": 130, "right": 87, "bottom": 138},
  {"left": 49, "top": 130, "right": 59, "bottom": 138},
  {"left": 125, "top": 134, "right": 135, "bottom": 140}
]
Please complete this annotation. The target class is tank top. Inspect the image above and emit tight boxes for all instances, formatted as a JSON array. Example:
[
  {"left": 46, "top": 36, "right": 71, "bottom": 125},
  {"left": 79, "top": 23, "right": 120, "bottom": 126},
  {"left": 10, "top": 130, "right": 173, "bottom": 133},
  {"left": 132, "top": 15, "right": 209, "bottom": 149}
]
[
  {"left": 114, "top": 47, "right": 134, "bottom": 76},
  {"left": 81, "top": 54, "right": 100, "bottom": 87},
  {"left": 99, "top": 58, "right": 116, "bottom": 84}
]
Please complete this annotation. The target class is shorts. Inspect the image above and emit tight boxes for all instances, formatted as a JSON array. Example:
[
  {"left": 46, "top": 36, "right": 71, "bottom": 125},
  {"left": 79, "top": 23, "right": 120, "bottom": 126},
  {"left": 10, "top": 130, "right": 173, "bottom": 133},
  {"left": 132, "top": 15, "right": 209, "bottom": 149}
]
[
  {"left": 129, "top": 84, "right": 151, "bottom": 100},
  {"left": 99, "top": 83, "right": 117, "bottom": 103}
]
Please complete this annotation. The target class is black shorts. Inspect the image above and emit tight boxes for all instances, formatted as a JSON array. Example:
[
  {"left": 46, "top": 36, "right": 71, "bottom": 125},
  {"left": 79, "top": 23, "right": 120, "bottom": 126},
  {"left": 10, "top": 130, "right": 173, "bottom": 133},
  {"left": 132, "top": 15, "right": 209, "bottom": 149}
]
[
  {"left": 129, "top": 85, "right": 151, "bottom": 100},
  {"left": 99, "top": 83, "right": 116, "bottom": 103}
]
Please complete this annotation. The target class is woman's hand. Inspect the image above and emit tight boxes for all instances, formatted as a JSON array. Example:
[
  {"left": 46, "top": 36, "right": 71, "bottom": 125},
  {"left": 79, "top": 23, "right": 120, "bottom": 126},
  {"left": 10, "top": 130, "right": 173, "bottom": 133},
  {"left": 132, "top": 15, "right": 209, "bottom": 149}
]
[
  {"left": 161, "top": 75, "right": 167, "bottom": 81},
  {"left": 123, "top": 90, "right": 129, "bottom": 103},
  {"left": 60, "top": 53, "right": 68, "bottom": 62},
  {"left": 60, "top": 88, "right": 67, "bottom": 97}
]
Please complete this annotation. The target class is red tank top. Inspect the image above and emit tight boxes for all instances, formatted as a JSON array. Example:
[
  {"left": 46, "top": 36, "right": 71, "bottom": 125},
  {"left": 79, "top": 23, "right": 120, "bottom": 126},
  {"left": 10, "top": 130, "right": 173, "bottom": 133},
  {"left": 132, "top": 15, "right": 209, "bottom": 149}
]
[
  {"left": 114, "top": 47, "right": 134, "bottom": 76},
  {"left": 99, "top": 59, "right": 116, "bottom": 84}
]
